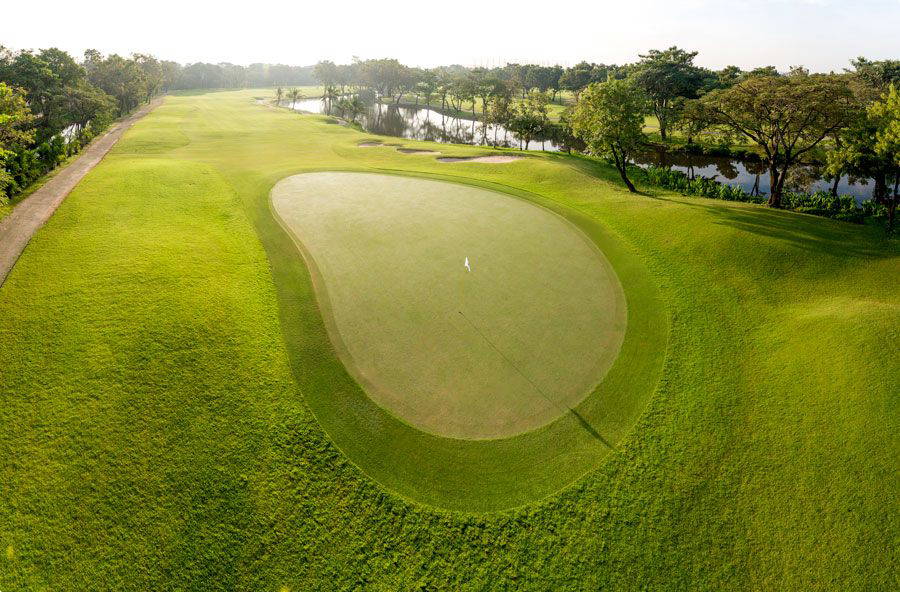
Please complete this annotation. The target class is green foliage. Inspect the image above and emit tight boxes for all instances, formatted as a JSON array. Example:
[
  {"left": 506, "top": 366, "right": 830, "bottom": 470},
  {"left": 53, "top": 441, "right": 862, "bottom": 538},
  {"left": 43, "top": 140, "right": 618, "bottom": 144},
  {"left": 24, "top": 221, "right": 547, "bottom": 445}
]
[
  {"left": 641, "top": 165, "right": 759, "bottom": 202},
  {"left": 333, "top": 96, "right": 366, "bottom": 123},
  {"left": 0, "top": 82, "right": 35, "bottom": 185},
  {"left": 870, "top": 85, "right": 900, "bottom": 164},
  {"left": 640, "top": 165, "right": 883, "bottom": 224},
  {"left": 850, "top": 57, "right": 900, "bottom": 89},
  {"left": 630, "top": 46, "right": 709, "bottom": 140},
  {"left": 505, "top": 90, "right": 550, "bottom": 149},
  {"left": 701, "top": 73, "right": 857, "bottom": 206},
  {"left": 570, "top": 79, "right": 647, "bottom": 191}
]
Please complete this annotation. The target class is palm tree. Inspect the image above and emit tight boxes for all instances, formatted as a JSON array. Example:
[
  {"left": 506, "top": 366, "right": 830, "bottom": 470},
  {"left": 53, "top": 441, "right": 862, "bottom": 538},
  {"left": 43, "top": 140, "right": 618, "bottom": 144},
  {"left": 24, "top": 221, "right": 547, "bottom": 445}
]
[
  {"left": 286, "top": 88, "right": 304, "bottom": 110},
  {"left": 335, "top": 96, "right": 366, "bottom": 124},
  {"left": 323, "top": 85, "right": 339, "bottom": 105},
  {"left": 275, "top": 86, "right": 283, "bottom": 106}
]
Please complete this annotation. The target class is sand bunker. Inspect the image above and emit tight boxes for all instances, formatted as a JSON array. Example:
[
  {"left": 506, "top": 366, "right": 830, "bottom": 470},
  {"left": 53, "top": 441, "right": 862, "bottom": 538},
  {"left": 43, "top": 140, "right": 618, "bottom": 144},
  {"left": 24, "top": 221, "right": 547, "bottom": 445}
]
[
  {"left": 437, "top": 155, "right": 523, "bottom": 163},
  {"left": 397, "top": 148, "right": 442, "bottom": 155},
  {"left": 358, "top": 141, "right": 383, "bottom": 147}
]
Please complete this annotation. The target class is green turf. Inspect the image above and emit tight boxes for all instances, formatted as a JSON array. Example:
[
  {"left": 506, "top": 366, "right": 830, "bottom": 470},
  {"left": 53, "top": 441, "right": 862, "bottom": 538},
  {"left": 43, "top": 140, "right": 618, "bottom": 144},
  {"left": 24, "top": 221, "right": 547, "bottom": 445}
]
[
  {"left": 0, "top": 89, "right": 896, "bottom": 590},
  {"left": 271, "top": 171, "right": 626, "bottom": 439}
]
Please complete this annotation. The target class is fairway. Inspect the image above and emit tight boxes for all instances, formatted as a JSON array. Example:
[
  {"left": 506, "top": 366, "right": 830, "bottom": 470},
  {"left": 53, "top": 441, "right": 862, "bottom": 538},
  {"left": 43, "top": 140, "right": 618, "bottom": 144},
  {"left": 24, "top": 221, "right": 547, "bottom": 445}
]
[
  {"left": 0, "top": 90, "right": 895, "bottom": 589},
  {"left": 271, "top": 172, "right": 626, "bottom": 438}
]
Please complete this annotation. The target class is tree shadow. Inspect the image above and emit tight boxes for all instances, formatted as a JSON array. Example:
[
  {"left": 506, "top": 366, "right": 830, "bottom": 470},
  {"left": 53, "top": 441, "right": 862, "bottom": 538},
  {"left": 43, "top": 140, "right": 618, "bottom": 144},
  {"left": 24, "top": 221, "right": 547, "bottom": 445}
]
[
  {"left": 546, "top": 152, "right": 896, "bottom": 260},
  {"left": 645, "top": 193, "right": 896, "bottom": 260},
  {"left": 569, "top": 408, "right": 616, "bottom": 450}
]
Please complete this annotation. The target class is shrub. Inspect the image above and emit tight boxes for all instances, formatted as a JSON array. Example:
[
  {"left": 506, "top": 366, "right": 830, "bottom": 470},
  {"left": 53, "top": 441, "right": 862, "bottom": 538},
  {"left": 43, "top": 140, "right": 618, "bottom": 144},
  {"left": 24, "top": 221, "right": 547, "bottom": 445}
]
[{"left": 639, "top": 166, "right": 878, "bottom": 224}]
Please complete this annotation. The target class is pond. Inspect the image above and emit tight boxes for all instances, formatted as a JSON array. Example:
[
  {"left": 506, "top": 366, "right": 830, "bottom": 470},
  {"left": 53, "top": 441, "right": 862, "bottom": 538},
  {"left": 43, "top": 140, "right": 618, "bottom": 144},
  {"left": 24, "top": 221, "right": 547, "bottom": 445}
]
[
  {"left": 290, "top": 97, "right": 560, "bottom": 151},
  {"left": 633, "top": 151, "right": 875, "bottom": 203},
  {"left": 288, "top": 98, "right": 875, "bottom": 201}
]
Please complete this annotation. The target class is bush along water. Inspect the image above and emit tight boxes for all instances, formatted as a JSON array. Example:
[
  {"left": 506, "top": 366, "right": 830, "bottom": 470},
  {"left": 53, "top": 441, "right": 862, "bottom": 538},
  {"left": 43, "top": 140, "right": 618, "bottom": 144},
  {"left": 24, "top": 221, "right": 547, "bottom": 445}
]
[{"left": 638, "top": 165, "right": 888, "bottom": 225}]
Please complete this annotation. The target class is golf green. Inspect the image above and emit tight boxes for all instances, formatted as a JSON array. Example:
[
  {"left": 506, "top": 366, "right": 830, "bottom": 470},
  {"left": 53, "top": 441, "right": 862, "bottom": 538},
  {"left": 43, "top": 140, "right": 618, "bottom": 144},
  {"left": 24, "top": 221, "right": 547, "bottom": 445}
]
[{"left": 271, "top": 172, "right": 626, "bottom": 439}]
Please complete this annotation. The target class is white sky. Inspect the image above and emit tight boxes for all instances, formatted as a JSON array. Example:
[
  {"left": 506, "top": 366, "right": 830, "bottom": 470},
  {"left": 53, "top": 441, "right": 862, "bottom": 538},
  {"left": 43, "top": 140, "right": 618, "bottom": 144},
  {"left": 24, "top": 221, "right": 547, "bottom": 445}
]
[{"left": 2, "top": 0, "right": 898, "bottom": 72}]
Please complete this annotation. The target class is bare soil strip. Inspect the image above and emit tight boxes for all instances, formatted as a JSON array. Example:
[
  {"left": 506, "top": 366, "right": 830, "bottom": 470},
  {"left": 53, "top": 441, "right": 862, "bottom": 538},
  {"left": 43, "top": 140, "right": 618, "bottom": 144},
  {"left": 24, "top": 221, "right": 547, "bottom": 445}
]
[{"left": 0, "top": 99, "right": 162, "bottom": 286}]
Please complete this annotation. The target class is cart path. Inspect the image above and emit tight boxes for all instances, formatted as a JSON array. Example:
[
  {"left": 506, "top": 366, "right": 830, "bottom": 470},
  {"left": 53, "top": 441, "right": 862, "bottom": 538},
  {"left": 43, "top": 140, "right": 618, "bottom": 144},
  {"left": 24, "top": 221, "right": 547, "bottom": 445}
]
[{"left": 0, "top": 98, "right": 163, "bottom": 287}]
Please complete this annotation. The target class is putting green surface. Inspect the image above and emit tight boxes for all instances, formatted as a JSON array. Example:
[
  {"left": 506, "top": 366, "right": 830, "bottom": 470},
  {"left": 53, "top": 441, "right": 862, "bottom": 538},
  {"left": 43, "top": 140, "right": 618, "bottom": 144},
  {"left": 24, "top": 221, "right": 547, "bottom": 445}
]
[{"left": 271, "top": 172, "right": 626, "bottom": 438}]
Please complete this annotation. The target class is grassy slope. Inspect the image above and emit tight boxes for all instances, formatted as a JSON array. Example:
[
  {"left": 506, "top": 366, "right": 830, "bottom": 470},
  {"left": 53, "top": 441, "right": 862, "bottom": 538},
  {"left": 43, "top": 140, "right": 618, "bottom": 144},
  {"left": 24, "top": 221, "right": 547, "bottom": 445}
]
[{"left": 0, "top": 90, "right": 897, "bottom": 590}]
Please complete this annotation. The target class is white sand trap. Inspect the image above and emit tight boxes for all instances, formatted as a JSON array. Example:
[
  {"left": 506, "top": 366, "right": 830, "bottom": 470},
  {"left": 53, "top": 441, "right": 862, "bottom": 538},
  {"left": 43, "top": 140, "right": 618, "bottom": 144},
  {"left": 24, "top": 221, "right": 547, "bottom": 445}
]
[
  {"left": 358, "top": 141, "right": 383, "bottom": 147},
  {"left": 438, "top": 155, "right": 523, "bottom": 163},
  {"left": 397, "top": 148, "right": 442, "bottom": 155}
]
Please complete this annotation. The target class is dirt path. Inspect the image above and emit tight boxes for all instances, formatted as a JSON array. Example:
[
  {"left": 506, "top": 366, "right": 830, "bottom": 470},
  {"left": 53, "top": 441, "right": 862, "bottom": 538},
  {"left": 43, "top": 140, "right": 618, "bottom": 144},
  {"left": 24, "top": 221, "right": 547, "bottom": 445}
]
[{"left": 0, "top": 98, "right": 162, "bottom": 286}]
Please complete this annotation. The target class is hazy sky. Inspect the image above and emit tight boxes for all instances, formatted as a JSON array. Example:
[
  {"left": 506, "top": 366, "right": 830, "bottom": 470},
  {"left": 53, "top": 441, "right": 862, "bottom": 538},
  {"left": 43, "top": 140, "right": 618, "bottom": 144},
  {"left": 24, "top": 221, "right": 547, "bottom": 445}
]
[{"left": 2, "top": 0, "right": 898, "bottom": 71}]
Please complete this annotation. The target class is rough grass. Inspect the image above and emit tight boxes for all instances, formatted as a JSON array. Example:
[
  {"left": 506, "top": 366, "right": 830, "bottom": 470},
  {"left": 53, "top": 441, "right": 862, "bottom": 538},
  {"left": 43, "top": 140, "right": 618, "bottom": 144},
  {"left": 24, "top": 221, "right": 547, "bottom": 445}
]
[{"left": 0, "top": 89, "right": 897, "bottom": 590}]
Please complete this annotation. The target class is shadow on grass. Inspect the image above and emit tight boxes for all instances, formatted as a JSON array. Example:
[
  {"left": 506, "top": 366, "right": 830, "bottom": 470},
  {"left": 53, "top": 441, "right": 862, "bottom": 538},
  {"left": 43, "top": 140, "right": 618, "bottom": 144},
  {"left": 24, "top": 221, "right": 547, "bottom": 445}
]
[
  {"left": 569, "top": 408, "right": 616, "bottom": 450},
  {"left": 545, "top": 151, "right": 896, "bottom": 260},
  {"left": 645, "top": 193, "right": 896, "bottom": 260}
]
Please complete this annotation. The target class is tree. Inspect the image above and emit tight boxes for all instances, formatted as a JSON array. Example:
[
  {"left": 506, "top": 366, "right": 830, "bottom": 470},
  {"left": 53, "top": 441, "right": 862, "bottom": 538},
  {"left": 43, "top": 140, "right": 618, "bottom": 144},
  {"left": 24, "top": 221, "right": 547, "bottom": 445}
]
[
  {"left": 829, "top": 85, "right": 900, "bottom": 229},
  {"left": 871, "top": 85, "right": 900, "bottom": 229},
  {"left": 560, "top": 62, "right": 595, "bottom": 99},
  {"left": 674, "top": 99, "right": 712, "bottom": 145},
  {"left": 849, "top": 57, "right": 900, "bottom": 90},
  {"left": 715, "top": 65, "right": 744, "bottom": 88},
  {"left": 86, "top": 52, "right": 147, "bottom": 114},
  {"left": 507, "top": 90, "right": 550, "bottom": 150},
  {"left": 313, "top": 60, "right": 340, "bottom": 88},
  {"left": 0, "top": 49, "right": 82, "bottom": 141},
  {"left": 631, "top": 46, "right": 706, "bottom": 141},
  {"left": 335, "top": 96, "right": 366, "bottom": 124},
  {"left": 570, "top": 79, "right": 647, "bottom": 192},
  {"left": 275, "top": 86, "right": 283, "bottom": 105},
  {"left": 486, "top": 94, "right": 513, "bottom": 144},
  {"left": 286, "top": 88, "right": 304, "bottom": 109},
  {"left": 700, "top": 74, "right": 856, "bottom": 207},
  {"left": 62, "top": 80, "right": 116, "bottom": 136},
  {"left": 0, "top": 82, "right": 35, "bottom": 198},
  {"left": 133, "top": 54, "right": 163, "bottom": 102},
  {"left": 413, "top": 70, "right": 437, "bottom": 107}
]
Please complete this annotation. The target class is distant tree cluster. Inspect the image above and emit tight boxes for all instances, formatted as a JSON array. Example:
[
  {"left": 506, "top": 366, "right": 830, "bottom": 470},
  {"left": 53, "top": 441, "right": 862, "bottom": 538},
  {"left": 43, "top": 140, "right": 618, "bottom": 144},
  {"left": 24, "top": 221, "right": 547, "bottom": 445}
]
[
  {"left": 3, "top": 44, "right": 899, "bottom": 228},
  {"left": 0, "top": 46, "right": 317, "bottom": 202},
  {"left": 563, "top": 50, "right": 900, "bottom": 228}
]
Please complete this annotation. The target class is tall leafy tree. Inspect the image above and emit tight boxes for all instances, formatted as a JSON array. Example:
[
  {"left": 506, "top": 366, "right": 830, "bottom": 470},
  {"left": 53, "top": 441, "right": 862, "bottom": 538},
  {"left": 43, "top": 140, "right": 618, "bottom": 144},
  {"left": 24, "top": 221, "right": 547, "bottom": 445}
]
[
  {"left": 62, "top": 80, "right": 116, "bottom": 135},
  {"left": 0, "top": 82, "right": 35, "bottom": 199},
  {"left": 507, "top": 90, "right": 550, "bottom": 150},
  {"left": 829, "top": 84, "right": 900, "bottom": 229},
  {"left": 0, "top": 48, "right": 85, "bottom": 141},
  {"left": 631, "top": 46, "right": 706, "bottom": 141},
  {"left": 570, "top": 79, "right": 647, "bottom": 192},
  {"left": 871, "top": 85, "right": 900, "bottom": 228},
  {"left": 85, "top": 52, "right": 147, "bottom": 114},
  {"left": 701, "top": 73, "right": 856, "bottom": 207},
  {"left": 133, "top": 54, "right": 163, "bottom": 102},
  {"left": 849, "top": 57, "right": 900, "bottom": 90}
]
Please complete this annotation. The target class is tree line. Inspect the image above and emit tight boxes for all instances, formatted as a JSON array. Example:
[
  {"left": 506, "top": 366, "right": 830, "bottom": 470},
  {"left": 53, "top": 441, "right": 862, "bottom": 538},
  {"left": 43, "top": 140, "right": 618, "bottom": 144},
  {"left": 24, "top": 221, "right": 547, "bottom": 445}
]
[
  {"left": 307, "top": 53, "right": 899, "bottom": 228},
  {"left": 2, "top": 45, "right": 898, "bottom": 228},
  {"left": 568, "top": 51, "right": 899, "bottom": 229},
  {"left": 0, "top": 46, "right": 319, "bottom": 203}
]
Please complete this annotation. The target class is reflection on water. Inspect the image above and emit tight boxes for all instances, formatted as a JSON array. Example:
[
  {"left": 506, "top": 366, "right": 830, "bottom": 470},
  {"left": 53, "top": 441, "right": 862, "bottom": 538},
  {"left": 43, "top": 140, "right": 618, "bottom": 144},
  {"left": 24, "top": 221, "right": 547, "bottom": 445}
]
[
  {"left": 291, "top": 97, "right": 561, "bottom": 151},
  {"left": 633, "top": 151, "right": 874, "bottom": 202},
  {"left": 289, "top": 98, "right": 874, "bottom": 201}
]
